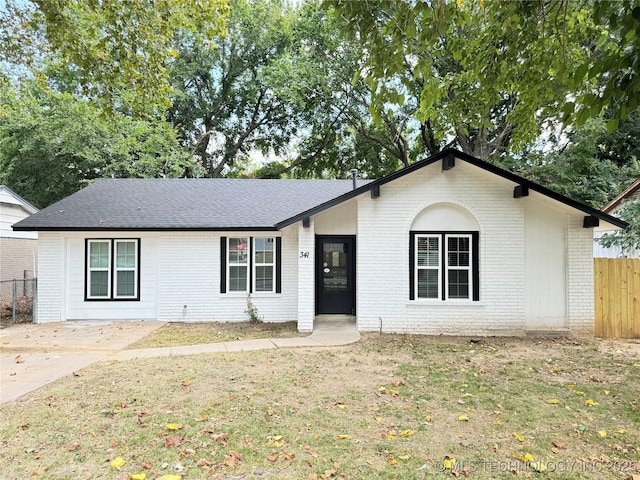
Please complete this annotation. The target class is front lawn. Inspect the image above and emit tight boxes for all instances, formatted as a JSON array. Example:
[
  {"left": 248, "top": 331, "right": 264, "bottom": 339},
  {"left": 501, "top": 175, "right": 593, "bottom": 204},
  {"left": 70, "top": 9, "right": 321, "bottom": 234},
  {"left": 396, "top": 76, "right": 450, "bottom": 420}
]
[{"left": 1, "top": 335, "right": 639, "bottom": 479}]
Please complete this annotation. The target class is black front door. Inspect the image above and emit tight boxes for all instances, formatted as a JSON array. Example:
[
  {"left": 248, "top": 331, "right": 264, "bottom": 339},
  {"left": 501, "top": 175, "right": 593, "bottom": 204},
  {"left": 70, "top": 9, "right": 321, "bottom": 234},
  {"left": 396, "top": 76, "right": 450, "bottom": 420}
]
[{"left": 316, "top": 236, "right": 356, "bottom": 315}]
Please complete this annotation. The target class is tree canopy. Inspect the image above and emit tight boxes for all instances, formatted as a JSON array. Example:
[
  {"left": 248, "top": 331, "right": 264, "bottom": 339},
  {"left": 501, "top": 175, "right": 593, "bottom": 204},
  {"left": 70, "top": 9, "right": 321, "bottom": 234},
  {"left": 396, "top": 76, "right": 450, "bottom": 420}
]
[
  {"left": 0, "top": 0, "right": 639, "bottom": 254},
  {"left": 0, "top": 78, "right": 195, "bottom": 208},
  {"left": 1, "top": 0, "right": 230, "bottom": 115}
]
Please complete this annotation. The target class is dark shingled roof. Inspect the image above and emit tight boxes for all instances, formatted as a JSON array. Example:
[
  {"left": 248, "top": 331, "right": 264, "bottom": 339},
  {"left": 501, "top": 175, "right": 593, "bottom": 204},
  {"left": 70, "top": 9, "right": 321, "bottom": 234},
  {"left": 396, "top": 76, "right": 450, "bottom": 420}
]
[
  {"left": 12, "top": 178, "right": 371, "bottom": 231},
  {"left": 12, "top": 148, "right": 627, "bottom": 232}
]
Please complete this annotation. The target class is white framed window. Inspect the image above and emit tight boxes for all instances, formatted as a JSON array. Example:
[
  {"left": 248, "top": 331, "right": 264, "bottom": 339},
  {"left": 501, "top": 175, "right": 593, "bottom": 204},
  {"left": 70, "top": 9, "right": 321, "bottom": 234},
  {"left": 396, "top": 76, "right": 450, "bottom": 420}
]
[
  {"left": 228, "top": 237, "right": 249, "bottom": 292},
  {"left": 114, "top": 240, "right": 138, "bottom": 298},
  {"left": 416, "top": 235, "right": 441, "bottom": 299},
  {"left": 222, "top": 236, "right": 280, "bottom": 294},
  {"left": 87, "top": 240, "right": 111, "bottom": 299},
  {"left": 253, "top": 237, "right": 275, "bottom": 292},
  {"left": 445, "top": 234, "right": 472, "bottom": 299},
  {"left": 411, "top": 232, "right": 478, "bottom": 301},
  {"left": 86, "top": 238, "right": 140, "bottom": 301}
]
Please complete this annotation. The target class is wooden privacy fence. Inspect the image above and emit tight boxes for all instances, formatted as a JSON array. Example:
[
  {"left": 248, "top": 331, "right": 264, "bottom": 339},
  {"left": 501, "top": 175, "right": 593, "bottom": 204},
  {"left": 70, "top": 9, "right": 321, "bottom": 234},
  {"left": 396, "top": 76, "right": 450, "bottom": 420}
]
[{"left": 594, "top": 258, "right": 640, "bottom": 338}]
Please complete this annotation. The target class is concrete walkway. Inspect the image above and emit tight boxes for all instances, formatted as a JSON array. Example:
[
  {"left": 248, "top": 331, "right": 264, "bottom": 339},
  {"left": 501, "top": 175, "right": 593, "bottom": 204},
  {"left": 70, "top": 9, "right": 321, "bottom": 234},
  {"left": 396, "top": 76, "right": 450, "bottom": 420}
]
[{"left": 0, "top": 319, "right": 360, "bottom": 403}]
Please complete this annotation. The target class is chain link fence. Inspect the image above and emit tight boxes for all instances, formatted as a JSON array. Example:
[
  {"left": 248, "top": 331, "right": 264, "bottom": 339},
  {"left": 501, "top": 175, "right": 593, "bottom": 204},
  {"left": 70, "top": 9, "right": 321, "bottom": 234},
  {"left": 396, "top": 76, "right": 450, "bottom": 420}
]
[{"left": 0, "top": 278, "right": 37, "bottom": 326}]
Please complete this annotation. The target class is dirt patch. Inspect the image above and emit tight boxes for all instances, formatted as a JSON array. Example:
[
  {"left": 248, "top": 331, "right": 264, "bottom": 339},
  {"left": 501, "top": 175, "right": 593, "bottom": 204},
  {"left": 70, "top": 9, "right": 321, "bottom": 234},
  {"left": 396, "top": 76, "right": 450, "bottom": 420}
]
[
  {"left": 0, "top": 297, "right": 34, "bottom": 329},
  {"left": 126, "top": 321, "right": 306, "bottom": 349}
]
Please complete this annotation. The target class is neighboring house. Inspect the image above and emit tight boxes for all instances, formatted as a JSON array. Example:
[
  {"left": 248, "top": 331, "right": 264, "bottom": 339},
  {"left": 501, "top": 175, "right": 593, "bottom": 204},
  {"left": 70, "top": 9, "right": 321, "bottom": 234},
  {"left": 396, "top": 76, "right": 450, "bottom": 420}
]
[
  {"left": 1, "top": 186, "right": 38, "bottom": 299},
  {"left": 13, "top": 149, "right": 626, "bottom": 336},
  {"left": 594, "top": 178, "right": 640, "bottom": 258}
]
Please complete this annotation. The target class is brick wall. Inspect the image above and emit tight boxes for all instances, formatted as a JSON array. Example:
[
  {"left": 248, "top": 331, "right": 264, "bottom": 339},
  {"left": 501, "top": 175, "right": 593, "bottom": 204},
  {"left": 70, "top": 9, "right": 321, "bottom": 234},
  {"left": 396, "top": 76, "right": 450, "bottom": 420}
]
[
  {"left": 567, "top": 215, "right": 595, "bottom": 332},
  {"left": 0, "top": 237, "right": 38, "bottom": 304},
  {"left": 0, "top": 237, "right": 37, "bottom": 280},
  {"left": 356, "top": 161, "right": 528, "bottom": 336},
  {"left": 36, "top": 233, "right": 63, "bottom": 323},
  {"left": 157, "top": 231, "right": 299, "bottom": 323}
]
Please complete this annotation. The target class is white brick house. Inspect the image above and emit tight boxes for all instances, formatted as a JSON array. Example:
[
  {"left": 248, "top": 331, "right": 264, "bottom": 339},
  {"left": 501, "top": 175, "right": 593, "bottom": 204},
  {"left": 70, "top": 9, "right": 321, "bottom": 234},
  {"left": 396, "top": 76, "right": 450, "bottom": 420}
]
[{"left": 12, "top": 150, "right": 626, "bottom": 336}]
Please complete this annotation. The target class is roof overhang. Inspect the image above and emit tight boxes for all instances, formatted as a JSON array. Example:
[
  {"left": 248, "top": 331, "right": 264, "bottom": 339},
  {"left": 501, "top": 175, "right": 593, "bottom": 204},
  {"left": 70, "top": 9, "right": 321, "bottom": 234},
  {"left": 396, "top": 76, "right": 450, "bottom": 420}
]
[
  {"left": 275, "top": 149, "right": 628, "bottom": 230},
  {"left": 12, "top": 226, "right": 280, "bottom": 232}
]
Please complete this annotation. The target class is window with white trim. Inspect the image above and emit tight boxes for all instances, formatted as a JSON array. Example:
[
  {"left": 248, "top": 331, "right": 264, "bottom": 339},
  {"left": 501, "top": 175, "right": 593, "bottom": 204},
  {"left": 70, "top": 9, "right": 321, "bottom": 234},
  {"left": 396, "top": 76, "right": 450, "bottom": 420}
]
[
  {"left": 410, "top": 232, "right": 478, "bottom": 301},
  {"left": 228, "top": 237, "right": 249, "bottom": 292},
  {"left": 253, "top": 237, "right": 275, "bottom": 292},
  {"left": 222, "top": 236, "right": 280, "bottom": 294},
  {"left": 86, "top": 239, "right": 139, "bottom": 300}
]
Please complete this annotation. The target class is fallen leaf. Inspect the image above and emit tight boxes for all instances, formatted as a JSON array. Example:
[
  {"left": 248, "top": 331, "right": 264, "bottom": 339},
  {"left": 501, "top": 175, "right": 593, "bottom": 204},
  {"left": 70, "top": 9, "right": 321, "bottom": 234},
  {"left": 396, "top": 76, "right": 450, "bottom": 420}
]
[
  {"left": 322, "top": 469, "right": 336, "bottom": 478},
  {"left": 129, "top": 474, "right": 146, "bottom": 480},
  {"left": 552, "top": 439, "right": 566, "bottom": 449},
  {"left": 181, "top": 380, "right": 190, "bottom": 387},
  {"left": 547, "top": 399, "right": 559, "bottom": 404},
  {"left": 512, "top": 452, "right": 534, "bottom": 462},
  {"left": 303, "top": 444, "right": 318, "bottom": 457},
  {"left": 67, "top": 442, "right": 81, "bottom": 451},
  {"left": 166, "top": 423, "right": 182, "bottom": 430},
  {"left": 223, "top": 450, "right": 242, "bottom": 467},
  {"left": 157, "top": 476, "right": 182, "bottom": 480},
  {"left": 513, "top": 433, "right": 525, "bottom": 443},
  {"left": 164, "top": 436, "right": 183, "bottom": 447},
  {"left": 335, "top": 434, "right": 352, "bottom": 440},
  {"left": 210, "top": 432, "right": 230, "bottom": 444},
  {"left": 443, "top": 456, "right": 456, "bottom": 469},
  {"left": 399, "top": 429, "right": 416, "bottom": 437},
  {"left": 111, "top": 457, "right": 126, "bottom": 468},
  {"left": 387, "top": 458, "right": 398, "bottom": 465},
  {"left": 458, "top": 414, "right": 469, "bottom": 421},
  {"left": 598, "top": 429, "right": 607, "bottom": 438},
  {"left": 585, "top": 399, "right": 599, "bottom": 406},
  {"left": 266, "top": 453, "right": 279, "bottom": 462},
  {"left": 15, "top": 355, "right": 24, "bottom": 364},
  {"left": 529, "top": 461, "right": 547, "bottom": 472}
]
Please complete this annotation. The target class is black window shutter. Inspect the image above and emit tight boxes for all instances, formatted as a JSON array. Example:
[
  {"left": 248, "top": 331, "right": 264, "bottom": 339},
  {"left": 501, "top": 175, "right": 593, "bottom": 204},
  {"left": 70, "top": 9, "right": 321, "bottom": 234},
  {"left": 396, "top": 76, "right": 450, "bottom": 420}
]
[
  {"left": 275, "top": 237, "right": 282, "bottom": 293},
  {"left": 472, "top": 232, "right": 479, "bottom": 301},
  {"left": 220, "top": 236, "right": 227, "bottom": 293},
  {"left": 409, "top": 233, "right": 415, "bottom": 300}
]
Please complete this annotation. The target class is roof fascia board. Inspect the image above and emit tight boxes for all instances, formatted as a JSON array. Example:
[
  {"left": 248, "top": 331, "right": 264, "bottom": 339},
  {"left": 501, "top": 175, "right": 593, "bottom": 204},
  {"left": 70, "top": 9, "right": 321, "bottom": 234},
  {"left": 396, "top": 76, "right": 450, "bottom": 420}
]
[
  {"left": 276, "top": 149, "right": 628, "bottom": 230},
  {"left": 0, "top": 185, "right": 38, "bottom": 213},
  {"left": 602, "top": 178, "right": 640, "bottom": 213},
  {"left": 11, "top": 226, "right": 279, "bottom": 232}
]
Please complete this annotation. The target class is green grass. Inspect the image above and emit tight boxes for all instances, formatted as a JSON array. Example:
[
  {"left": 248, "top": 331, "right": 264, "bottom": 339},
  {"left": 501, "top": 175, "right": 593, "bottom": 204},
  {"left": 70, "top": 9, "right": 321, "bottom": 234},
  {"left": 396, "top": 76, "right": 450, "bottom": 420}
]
[{"left": 1, "top": 334, "right": 639, "bottom": 479}]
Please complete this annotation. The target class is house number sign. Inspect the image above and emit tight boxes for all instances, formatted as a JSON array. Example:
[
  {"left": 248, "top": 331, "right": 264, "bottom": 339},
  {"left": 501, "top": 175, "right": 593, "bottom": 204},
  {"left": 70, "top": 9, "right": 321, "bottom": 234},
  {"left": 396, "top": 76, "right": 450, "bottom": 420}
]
[{"left": 299, "top": 251, "right": 310, "bottom": 258}]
